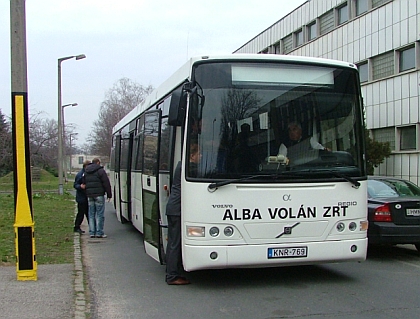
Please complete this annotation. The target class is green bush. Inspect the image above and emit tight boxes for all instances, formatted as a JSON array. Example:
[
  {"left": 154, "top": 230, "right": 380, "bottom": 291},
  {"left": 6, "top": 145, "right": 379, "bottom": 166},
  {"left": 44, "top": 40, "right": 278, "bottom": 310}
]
[{"left": 44, "top": 166, "right": 58, "bottom": 177}]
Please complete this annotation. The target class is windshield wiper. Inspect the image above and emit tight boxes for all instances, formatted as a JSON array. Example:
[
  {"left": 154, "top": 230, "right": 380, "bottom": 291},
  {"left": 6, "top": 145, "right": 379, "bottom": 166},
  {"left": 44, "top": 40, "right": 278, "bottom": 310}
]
[
  {"left": 207, "top": 170, "right": 360, "bottom": 192},
  {"left": 207, "top": 172, "right": 304, "bottom": 192},
  {"left": 288, "top": 166, "right": 361, "bottom": 189},
  {"left": 328, "top": 170, "right": 360, "bottom": 188},
  {"left": 208, "top": 175, "right": 266, "bottom": 191}
]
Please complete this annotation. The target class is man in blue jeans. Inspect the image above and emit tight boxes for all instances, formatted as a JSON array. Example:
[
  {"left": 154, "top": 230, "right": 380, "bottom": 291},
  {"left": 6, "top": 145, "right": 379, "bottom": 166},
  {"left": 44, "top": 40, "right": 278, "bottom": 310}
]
[{"left": 84, "top": 158, "right": 112, "bottom": 238}]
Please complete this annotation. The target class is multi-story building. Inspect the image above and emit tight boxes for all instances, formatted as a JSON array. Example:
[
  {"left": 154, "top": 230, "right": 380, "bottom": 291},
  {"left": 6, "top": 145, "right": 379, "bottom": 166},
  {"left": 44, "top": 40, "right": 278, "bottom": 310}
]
[{"left": 234, "top": 0, "right": 420, "bottom": 183}]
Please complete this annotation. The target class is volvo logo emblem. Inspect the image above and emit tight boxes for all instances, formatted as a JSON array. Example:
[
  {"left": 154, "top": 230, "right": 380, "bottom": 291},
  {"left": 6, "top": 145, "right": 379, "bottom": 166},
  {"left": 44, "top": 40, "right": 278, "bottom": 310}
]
[
  {"left": 276, "top": 222, "right": 300, "bottom": 238},
  {"left": 284, "top": 227, "right": 292, "bottom": 235}
]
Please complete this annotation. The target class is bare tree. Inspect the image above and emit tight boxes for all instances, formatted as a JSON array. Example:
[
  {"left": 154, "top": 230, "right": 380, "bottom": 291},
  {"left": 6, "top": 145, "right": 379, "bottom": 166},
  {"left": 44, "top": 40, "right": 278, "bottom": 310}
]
[
  {"left": 79, "top": 142, "right": 92, "bottom": 155},
  {"left": 0, "top": 109, "right": 61, "bottom": 176},
  {"left": 221, "top": 88, "right": 261, "bottom": 123},
  {"left": 89, "top": 78, "right": 153, "bottom": 157},
  {"left": 0, "top": 109, "right": 13, "bottom": 176},
  {"left": 29, "top": 112, "right": 59, "bottom": 170}
]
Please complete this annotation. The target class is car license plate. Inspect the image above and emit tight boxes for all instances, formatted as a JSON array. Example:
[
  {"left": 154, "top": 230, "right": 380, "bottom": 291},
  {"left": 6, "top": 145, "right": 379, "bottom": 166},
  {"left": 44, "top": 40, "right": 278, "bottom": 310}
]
[
  {"left": 406, "top": 208, "right": 420, "bottom": 216},
  {"left": 268, "top": 246, "right": 308, "bottom": 259}
]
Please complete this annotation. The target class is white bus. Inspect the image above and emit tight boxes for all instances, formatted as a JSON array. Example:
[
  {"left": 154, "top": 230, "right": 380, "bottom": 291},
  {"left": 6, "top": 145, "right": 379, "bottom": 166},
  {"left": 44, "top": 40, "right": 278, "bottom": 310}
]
[{"left": 110, "top": 54, "right": 368, "bottom": 271}]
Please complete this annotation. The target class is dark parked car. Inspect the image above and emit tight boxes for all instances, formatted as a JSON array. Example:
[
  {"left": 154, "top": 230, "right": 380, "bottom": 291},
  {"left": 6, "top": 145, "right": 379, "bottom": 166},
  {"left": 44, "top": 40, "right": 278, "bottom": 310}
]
[{"left": 368, "top": 176, "right": 420, "bottom": 252}]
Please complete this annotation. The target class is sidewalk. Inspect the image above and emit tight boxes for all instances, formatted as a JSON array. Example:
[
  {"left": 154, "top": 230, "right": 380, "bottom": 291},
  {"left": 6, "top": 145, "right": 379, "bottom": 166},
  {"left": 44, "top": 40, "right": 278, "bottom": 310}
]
[
  {"left": 0, "top": 264, "right": 74, "bottom": 318},
  {"left": 0, "top": 209, "right": 87, "bottom": 319}
]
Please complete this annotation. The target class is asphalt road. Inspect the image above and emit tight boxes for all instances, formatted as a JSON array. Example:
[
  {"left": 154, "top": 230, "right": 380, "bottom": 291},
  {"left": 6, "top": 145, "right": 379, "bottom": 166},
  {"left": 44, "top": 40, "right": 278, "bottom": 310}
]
[{"left": 83, "top": 203, "right": 420, "bottom": 319}]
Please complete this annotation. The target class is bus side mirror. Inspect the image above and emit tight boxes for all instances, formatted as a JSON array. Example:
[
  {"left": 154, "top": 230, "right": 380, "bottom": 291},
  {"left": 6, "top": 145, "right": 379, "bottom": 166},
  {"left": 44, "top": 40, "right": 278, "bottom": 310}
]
[{"left": 168, "top": 89, "right": 187, "bottom": 126}]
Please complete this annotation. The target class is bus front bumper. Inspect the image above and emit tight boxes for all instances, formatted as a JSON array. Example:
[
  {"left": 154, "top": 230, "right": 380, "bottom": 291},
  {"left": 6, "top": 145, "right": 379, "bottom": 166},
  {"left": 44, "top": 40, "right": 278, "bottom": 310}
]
[{"left": 182, "top": 238, "right": 367, "bottom": 272}]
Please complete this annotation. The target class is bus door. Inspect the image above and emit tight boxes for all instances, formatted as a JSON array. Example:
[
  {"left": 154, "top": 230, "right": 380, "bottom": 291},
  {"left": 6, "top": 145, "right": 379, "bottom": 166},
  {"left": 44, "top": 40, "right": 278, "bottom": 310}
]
[
  {"left": 157, "top": 116, "right": 172, "bottom": 264},
  {"left": 142, "top": 110, "right": 164, "bottom": 263},
  {"left": 130, "top": 130, "right": 144, "bottom": 232},
  {"left": 113, "top": 134, "right": 123, "bottom": 222},
  {"left": 119, "top": 132, "right": 134, "bottom": 223},
  {"left": 114, "top": 131, "right": 133, "bottom": 223}
]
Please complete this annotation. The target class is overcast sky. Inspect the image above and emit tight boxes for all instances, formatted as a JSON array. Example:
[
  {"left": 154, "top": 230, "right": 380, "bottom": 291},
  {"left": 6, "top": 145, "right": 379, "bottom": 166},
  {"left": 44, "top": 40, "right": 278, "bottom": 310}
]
[{"left": 1, "top": 0, "right": 307, "bottom": 146}]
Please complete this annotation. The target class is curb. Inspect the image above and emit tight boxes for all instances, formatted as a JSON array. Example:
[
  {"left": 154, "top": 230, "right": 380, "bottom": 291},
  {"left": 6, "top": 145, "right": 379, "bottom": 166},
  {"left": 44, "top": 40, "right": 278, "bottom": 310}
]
[{"left": 73, "top": 209, "right": 87, "bottom": 319}]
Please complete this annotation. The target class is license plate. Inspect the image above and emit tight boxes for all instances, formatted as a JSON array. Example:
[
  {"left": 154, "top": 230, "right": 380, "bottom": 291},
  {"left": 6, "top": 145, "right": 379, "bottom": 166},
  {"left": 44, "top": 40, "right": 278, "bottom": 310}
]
[
  {"left": 268, "top": 246, "right": 308, "bottom": 259},
  {"left": 406, "top": 208, "right": 420, "bottom": 216}
]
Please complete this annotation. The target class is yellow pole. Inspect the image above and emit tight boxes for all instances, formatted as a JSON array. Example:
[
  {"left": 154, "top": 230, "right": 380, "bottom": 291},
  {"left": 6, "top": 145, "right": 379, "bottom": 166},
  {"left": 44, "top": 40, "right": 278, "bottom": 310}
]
[
  {"left": 13, "top": 94, "right": 37, "bottom": 281},
  {"left": 11, "top": 0, "right": 37, "bottom": 280}
]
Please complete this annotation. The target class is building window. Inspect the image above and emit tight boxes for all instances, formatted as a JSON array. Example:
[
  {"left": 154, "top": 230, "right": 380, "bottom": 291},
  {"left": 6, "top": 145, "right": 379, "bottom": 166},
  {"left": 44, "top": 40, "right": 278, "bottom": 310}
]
[
  {"left": 78, "top": 156, "right": 84, "bottom": 164},
  {"left": 337, "top": 3, "right": 348, "bottom": 25},
  {"left": 282, "top": 34, "right": 293, "bottom": 54},
  {"left": 319, "top": 10, "right": 335, "bottom": 35},
  {"left": 372, "top": 0, "right": 392, "bottom": 8},
  {"left": 399, "top": 126, "right": 417, "bottom": 151},
  {"left": 372, "top": 127, "right": 395, "bottom": 150},
  {"left": 295, "top": 29, "right": 303, "bottom": 47},
  {"left": 356, "top": 0, "right": 368, "bottom": 15},
  {"left": 273, "top": 42, "right": 281, "bottom": 54},
  {"left": 399, "top": 46, "right": 416, "bottom": 72},
  {"left": 372, "top": 51, "right": 394, "bottom": 80},
  {"left": 358, "top": 62, "right": 369, "bottom": 83},
  {"left": 307, "top": 22, "right": 317, "bottom": 41}
]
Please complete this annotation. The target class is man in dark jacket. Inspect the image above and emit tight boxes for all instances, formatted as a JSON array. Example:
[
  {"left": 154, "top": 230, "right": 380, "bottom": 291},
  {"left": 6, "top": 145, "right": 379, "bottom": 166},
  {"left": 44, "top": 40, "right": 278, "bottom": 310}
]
[
  {"left": 165, "top": 143, "right": 200, "bottom": 285},
  {"left": 73, "top": 160, "right": 91, "bottom": 234},
  {"left": 84, "top": 158, "right": 112, "bottom": 238}
]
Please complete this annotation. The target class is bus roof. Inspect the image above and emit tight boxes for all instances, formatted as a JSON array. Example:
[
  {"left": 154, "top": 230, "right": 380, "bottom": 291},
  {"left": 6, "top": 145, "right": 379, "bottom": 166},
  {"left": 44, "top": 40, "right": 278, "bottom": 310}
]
[{"left": 112, "top": 54, "right": 356, "bottom": 134}]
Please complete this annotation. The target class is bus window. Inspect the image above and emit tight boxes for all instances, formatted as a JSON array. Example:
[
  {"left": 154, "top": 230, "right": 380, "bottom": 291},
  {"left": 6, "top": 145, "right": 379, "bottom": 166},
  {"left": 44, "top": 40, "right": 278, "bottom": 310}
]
[
  {"left": 159, "top": 118, "right": 170, "bottom": 171},
  {"left": 143, "top": 111, "right": 160, "bottom": 176},
  {"left": 189, "top": 61, "right": 363, "bottom": 179}
]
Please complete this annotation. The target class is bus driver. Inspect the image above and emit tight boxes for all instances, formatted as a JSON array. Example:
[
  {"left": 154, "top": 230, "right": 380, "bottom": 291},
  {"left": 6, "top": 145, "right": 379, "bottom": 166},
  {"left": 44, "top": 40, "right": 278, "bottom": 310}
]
[{"left": 278, "top": 122, "right": 329, "bottom": 165}]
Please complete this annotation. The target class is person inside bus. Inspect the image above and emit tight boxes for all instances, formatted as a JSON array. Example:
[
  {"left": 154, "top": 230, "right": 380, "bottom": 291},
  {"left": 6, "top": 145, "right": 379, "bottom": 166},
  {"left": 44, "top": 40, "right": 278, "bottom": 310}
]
[
  {"left": 278, "top": 121, "right": 329, "bottom": 165},
  {"left": 188, "top": 143, "right": 201, "bottom": 177},
  {"left": 165, "top": 142, "right": 201, "bottom": 285}
]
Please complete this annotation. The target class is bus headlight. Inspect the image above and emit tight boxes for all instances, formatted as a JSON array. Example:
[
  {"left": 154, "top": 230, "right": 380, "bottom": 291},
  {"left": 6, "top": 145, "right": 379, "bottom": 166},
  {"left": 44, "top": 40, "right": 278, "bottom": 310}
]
[
  {"left": 224, "top": 226, "right": 234, "bottom": 237},
  {"left": 349, "top": 222, "right": 357, "bottom": 231},
  {"left": 209, "top": 227, "right": 220, "bottom": 237},
  {"left": 187, "top": 226, "right": 205, "bottom": 237}
]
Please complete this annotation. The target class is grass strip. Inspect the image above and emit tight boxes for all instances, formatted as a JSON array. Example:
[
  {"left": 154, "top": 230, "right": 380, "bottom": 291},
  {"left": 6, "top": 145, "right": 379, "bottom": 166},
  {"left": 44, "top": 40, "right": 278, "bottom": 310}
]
[{"left": 0, "top": 171, "right": 76, "bottom": 265}]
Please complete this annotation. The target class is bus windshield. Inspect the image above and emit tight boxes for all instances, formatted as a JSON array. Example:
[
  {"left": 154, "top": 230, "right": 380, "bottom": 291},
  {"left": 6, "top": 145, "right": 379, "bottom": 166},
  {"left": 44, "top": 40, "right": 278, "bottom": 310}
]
[{"left": 187, "top": 61, "right": 364, "bottom": 181}]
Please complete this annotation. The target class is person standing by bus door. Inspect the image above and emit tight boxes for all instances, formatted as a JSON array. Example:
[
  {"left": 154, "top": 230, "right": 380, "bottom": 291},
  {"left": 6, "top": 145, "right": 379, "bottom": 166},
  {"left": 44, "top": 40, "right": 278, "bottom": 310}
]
[
  {"left": 165, "top": 143, "right": 201, "bottom": 285},
  {"left": 84, "top": 158, "right": 112, "bottom": 238},
  {"left": 73, "top": 160, "right": 91, "bottom": 234}
]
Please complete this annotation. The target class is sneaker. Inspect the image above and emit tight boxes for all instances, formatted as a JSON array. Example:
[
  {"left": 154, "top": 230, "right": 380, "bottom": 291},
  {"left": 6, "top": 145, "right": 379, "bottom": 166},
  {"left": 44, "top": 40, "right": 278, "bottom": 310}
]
[
  {"left": 90, "top": 235, "right": 96, "bottom": 238},
  {"left": 96, "top": 234, "right": 107, "bottom": 238},
  {"left": 74, "top": 228, "right": 85, "bottom": 234}
]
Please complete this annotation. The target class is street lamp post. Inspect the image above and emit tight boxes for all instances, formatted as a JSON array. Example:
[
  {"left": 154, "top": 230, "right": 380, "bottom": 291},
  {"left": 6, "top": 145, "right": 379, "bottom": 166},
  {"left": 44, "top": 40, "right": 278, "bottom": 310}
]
[
  {"left": 62, "top": 103, "right": 77, "bottom": 183},
  {"left": 58, "top": 54, "right": 85, "bottom": 195}
]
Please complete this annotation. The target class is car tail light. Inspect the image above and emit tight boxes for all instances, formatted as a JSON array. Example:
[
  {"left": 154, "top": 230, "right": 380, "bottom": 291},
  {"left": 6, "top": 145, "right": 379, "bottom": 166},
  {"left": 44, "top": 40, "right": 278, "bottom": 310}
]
[{"left": 373, "top": 204, "right": 392, "bottom": 222}]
